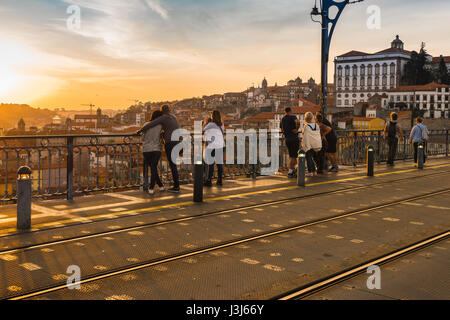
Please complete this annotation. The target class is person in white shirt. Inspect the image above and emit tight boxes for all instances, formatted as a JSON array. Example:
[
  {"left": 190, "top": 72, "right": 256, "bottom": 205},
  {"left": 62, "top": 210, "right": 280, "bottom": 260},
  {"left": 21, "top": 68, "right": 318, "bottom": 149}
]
[
  {"left": 203, "top": 110, "right": 225, "bottom": 186},
  {"left": 301, "top": 112, "right": 323, "bottom": 176}
]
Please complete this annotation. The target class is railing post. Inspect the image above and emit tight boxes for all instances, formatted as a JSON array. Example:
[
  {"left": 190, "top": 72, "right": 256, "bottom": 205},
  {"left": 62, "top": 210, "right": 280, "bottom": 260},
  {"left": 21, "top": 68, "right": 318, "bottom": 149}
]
[
  {"left": 446, "top": 129, "right": 449, "bottom": 157},
  {"left": 67, "top": 136, "right": 74, "bottom": 201},
  {"left": 377, "top": 131, "right": 381, "bottom": 164},
  {"left": 353, "top": 131, "right": 357, "bottom": 167}
]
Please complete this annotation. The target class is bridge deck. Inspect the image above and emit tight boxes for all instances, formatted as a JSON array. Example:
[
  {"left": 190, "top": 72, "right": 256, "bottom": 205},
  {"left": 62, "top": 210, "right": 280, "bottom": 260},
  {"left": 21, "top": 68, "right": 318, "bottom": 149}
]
[{"left": 0, "top": 157, "right": 449, "bottom": 300}]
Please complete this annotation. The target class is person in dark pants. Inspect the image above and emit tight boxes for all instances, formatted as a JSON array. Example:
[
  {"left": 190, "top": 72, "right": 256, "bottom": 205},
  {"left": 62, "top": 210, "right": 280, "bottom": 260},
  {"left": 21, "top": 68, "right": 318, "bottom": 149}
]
[
  {"left": 383, "top": 112, "right": 403, "bottom": 166},
  {"left": 280, "top": 107, "right": 300, "bottom": 178},
  {"left": 141, "top": 110, "right": 165, "bottom": 194},
  {"left": 409, "top": 117, "right": 429, "bottom": 165},
  {"left": 204, "top": 110, "right": 225, "bottom": 186},
  {"left": 314, "top": 113, "right": 331, "bottom": 174},
  {"left": 138, "top": 105, "right": 181, "bottom": 193}
]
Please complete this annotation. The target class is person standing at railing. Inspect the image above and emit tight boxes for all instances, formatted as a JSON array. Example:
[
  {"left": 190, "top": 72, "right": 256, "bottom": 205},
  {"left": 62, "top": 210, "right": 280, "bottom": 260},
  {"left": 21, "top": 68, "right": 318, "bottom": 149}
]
[
  {"left": 141, "top": 110, "right": 165, "bottom": 195},
  {"left": 314, "top": 113, "right": 332, "bottom": 174},
  {"left": 302, "top": 112, "right": 323, "bottom": 177},
  {"left": 280, "top": 107, "right": 300, "bottom": 178},
  {"left": 383, "top": 112, "right": 403, "bottom": 166},
  {"left": 203, "top": 110, "right": 225, "bottom": 187},
  {"left": 137, "top": 105, "right": 180, "bottom": 193},
  {"left": 409, "top": 117, "right": 429, "bottom": 165}
]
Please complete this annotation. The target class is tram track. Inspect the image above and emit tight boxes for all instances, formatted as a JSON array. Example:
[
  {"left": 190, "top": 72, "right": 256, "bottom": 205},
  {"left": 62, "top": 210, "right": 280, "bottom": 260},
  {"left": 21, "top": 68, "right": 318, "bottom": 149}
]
[
  {"left": 274, "top": 231, "right": 450, "bottom": 300},
  {"left": 6, "top": 187, "right": 450, "bottom": 300},
  {"left": 1, "top": 168, "right": 449, "bottom": 255}
]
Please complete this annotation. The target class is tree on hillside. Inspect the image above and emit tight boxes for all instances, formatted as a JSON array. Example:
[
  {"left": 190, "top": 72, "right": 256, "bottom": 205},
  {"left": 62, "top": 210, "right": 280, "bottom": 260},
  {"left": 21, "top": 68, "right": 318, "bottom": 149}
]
[
  {"left": 435, "top": 55, "right": 450, "bottom": 85},
  {"left": 401, "top": 44, "right": 433, "bottom": 85}
]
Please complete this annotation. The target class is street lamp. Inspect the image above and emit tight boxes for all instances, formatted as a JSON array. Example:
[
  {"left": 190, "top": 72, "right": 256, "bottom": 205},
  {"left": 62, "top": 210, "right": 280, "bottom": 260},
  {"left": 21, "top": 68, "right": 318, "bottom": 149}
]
[{"left": 310, "top": 0, "right": 364, "bottom": 118}]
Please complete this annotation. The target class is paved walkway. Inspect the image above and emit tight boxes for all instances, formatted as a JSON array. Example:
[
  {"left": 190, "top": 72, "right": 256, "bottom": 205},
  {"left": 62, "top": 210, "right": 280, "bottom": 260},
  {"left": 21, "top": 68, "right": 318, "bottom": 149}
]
[{"left": 0, "top": 157, "right": 449, "bottom": 300}]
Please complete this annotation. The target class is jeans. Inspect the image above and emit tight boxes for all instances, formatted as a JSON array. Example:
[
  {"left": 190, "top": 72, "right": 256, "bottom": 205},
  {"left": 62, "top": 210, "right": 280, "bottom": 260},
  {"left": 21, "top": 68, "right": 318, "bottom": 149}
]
[
  {"left": 387, "top": 137, "right": 398, "bottom": 164},
  {"left": 143, "top": 152, "right": 163, "bottom": 190},
  {"left": 164, "top": 142, "right": 180, "bottom": 188},
  {"left": 313, "top": 145, "right": 326, "bottom": 173},
  {"left": 306, "top": 149, "right": 317, "bottom": 173},
  {"left": 413, "top": 142, "right": 427, "bottom": 164},
  {"left": 207, "top": 148, "right": 224, "bottom": 182}
]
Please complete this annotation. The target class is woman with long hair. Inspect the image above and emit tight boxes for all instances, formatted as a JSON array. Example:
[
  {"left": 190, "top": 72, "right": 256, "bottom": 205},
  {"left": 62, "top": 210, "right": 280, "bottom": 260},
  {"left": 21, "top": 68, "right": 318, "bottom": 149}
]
[
  {"left": 203, "top": 110, "right": 225, "bottom": 186},
  {"left": 141, "top": 110, "right": 165, "bottom": 194}
]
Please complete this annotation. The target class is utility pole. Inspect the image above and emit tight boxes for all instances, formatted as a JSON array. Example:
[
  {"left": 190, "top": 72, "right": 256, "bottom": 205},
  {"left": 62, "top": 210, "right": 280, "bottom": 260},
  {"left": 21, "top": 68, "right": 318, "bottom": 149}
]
[{"left": 310, "top": 0, "right": 364, "bottom": 118}]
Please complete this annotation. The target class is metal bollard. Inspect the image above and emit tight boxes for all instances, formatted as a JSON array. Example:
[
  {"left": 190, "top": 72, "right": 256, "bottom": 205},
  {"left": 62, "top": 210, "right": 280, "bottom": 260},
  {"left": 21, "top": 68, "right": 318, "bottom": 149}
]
[
  {"left": 17, "top": 166, "right": 32, "bottom": 230},
  {"left": 193, "top": 160, "right": 203, "bottom": 203},
  {"left": 297, "top": 149, "right": 306, "bottom": 187},
  {"left": 367, "top": 145, "right": 375, "bottom": 177},
  {"left": 418, "top": 143, "right": 424, "bottom": 170}
]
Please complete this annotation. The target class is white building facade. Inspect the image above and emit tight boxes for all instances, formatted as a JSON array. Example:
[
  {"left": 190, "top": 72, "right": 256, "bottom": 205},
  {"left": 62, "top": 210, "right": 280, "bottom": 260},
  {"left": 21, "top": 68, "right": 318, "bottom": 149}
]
[
  {"left": 334, "top": 36, "right": 411, "bottom": 108},
  {"left": 382, "top": 83, "right": 450, "bottom": 119}
]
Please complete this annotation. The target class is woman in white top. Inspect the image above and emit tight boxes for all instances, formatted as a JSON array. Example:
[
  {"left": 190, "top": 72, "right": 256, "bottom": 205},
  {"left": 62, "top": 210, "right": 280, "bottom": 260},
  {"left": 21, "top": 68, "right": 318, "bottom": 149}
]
[
  {"left": 301, "top": 112, "right": 323, "bottom": 176},
  {"left": 203, "top": 110, "right": 225, "bottom": 186}
]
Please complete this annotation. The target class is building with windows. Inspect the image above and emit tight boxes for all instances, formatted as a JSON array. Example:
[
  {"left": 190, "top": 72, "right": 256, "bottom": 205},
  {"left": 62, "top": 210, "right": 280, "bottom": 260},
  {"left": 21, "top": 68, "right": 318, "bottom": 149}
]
[
  {"left": 334, "top": 35, "right": 411, "bottom": 108},
  {"left": 382, "top": 82, "right": 450, "bottom": 119}
]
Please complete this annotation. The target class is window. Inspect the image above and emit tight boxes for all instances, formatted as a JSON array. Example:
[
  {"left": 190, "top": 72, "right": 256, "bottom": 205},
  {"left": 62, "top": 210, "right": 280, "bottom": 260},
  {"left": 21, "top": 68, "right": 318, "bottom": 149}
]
[
  {"left": 352, "top": 65, "right": 358, "bottom": 76},
  {"left": 375, "top": 77, "right": 380, "bottom": 86},
  {"left": 368, "top": 77, "right": 372, "bottom": 86},
  {"left": 390, "top": 76, "right": 395, "bottom": 87},
  {"left": 345, "top": 66, "right": 350, "bottom": 77},
  {"left": 338, "top": 66, "right": 343, "bottom": 77},
  {"left": 353, "top": 77, "right": 358, "bottom": 88},
  {"left": 360, "top": 93, "right": 365, "bottom": 98},
  {"left": 390, "top": 63, "right": 396, "bottom": 74},
  {"left": 368, "top": 65, "right": 373, "bottom": 76},
  {"left": 382, "top": 63, "right": 388, "bottom": 75},
  {"left": 360, "top": 77, "right": 365, "bottom": 87},
  {"left": 360, "top": 65, "right": 365, "bottom": 75},
  {"left": 337, "top": 100, "right": 342, "bottom": 105},
  {"left": 375, "top": 64, "right": 380, "bottom": 75},
  {"left": 382, "top": 76, "right": 387, "bottom": 86},
  {"left": 352, "top": 99, "right": 357, "bottom": 105},
  {"left": 352, "top": 94, "right": 357, "bottom": 98},
  {"left": 345, "top": 100, "right": 349, "bottom": 105},
  {"left": 338, "top": 78, "right": 342, "bottom": 87},
  {"left": 345, "top": 78, "right": 350, "bottom": 87}
]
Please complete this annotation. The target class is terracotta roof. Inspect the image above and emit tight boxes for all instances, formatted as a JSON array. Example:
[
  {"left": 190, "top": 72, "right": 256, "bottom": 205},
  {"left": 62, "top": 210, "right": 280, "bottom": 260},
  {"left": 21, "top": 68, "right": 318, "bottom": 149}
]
[
  {"left": 388, "top": 82, "right": 449, "bottom": 92},
  {"left": 338, "top": 50, "right": 370, "bottom": 58},
  {"left": 374, "top": 47, "right": 411, "bottom": 55},
  {"left": 432, "top": 56, "right": 450, "bottom": 63}
]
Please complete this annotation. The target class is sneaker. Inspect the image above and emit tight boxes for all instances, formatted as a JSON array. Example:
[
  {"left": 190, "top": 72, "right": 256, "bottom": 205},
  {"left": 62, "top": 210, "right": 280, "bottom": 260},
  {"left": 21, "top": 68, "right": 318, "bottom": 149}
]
[
  {"left": 287, "top": 172, "right": 295, "bottom": 179},
  {"left": 159, "top": 186, "right": 165, "bottom": 192},
  {"left": 167, "top": 187, "right": 180, "bottom": 193},
  {"left": 148, "top": 189, "right": 155, "bottom": 195},
  {"left": 306, "top": 172, "right": 315, "bottom": 177},
  {"left": 216, "top": 180, "right": 223, "bottom": 186},
  {"left": 204, "top": 181, "right": 212, "bottom": 187}
]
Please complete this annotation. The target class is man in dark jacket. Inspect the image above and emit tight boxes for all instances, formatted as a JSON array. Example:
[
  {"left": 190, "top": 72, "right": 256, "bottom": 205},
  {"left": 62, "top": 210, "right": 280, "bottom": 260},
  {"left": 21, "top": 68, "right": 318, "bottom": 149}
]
[
  {"left": 138, "top": 105, "right": 180, "bottom": 193},
  {"left": 383, "top": 112, "right": 403, "bottom": 166}
]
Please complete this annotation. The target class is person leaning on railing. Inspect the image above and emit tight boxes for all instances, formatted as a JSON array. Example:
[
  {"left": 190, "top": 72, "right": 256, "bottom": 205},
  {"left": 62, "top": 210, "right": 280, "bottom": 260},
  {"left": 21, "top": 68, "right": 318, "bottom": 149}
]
[
  {"left": 409, "top": 117, "right": 429, "bottom": 166},
  {"left": 383, "top": 112, "right": 403, "bottom": 166},
  {"left": 137, "top": 105, "right": 181, "bottom": 193}
]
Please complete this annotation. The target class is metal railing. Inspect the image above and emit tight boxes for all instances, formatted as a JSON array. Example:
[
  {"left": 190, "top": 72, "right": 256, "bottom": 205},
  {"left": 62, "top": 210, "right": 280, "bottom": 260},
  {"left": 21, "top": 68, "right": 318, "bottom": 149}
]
[{"left": 1, "top": 130, "right": 448, "bottom": 202}]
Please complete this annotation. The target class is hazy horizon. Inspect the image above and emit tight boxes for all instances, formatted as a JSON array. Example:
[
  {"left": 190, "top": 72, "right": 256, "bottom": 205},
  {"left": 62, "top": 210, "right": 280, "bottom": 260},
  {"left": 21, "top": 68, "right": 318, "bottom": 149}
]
[{"left": 1, "top": 0, "right": 450, "bottom": 110}]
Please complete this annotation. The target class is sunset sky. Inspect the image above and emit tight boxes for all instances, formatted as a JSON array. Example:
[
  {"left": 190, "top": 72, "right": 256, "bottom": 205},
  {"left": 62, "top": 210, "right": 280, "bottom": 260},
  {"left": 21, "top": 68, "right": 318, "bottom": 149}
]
[{"left": 1, "top": 0, "right": 450, "bottom": 110}]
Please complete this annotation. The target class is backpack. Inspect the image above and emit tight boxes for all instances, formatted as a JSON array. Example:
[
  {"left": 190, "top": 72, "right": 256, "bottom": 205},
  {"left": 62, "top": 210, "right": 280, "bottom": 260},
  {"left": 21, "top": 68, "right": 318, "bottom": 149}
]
[
  {"left": 420, "top": 125, "right": 429, "bottom": 141},
  {"left": 387, "top": 121, "right": 397, "bottom": 138},
  {"left": 307, "top": 124, "right": 323, "bottom": 152}
]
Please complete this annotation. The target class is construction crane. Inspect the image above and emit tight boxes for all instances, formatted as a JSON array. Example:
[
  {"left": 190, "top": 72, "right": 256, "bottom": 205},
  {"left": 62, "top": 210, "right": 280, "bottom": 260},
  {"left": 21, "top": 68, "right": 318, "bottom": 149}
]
[{"left": 81, "top": 104, "right": 96, "bottom": 115}]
